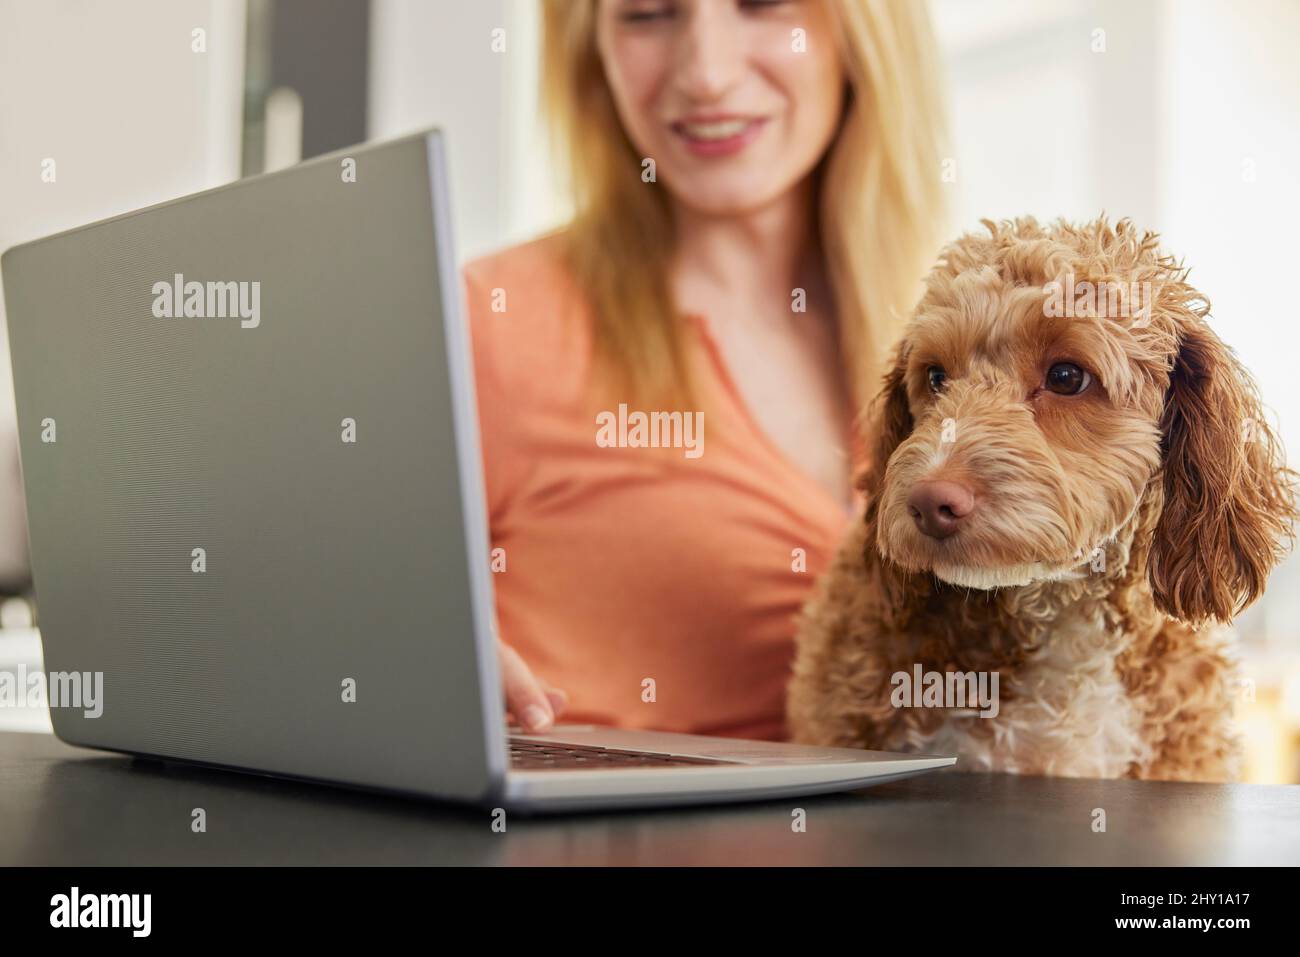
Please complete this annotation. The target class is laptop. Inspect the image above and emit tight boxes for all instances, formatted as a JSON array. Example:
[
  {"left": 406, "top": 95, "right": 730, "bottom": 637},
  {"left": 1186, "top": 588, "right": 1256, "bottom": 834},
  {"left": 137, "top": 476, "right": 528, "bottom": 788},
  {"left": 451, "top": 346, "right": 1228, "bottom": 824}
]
[{"left": 1, "top": 129, "right": 954, "bottom": 812}]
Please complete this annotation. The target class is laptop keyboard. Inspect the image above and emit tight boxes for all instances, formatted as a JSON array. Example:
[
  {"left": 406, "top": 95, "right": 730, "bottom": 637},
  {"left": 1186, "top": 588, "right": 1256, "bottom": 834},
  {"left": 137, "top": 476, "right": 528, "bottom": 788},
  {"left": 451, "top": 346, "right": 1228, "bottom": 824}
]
[{"left": 509, "top": 738, "right": 737, "bottom": 770}]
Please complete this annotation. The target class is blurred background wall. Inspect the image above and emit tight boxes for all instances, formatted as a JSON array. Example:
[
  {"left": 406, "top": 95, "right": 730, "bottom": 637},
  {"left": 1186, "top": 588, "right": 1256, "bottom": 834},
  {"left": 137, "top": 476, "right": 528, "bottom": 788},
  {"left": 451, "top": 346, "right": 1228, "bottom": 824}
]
[
  {"left": 2, "top": 0, "right": 1298, "bottom": 779},
  {"left": 368, "top": 0, "right": 562, "bottom": 259}
]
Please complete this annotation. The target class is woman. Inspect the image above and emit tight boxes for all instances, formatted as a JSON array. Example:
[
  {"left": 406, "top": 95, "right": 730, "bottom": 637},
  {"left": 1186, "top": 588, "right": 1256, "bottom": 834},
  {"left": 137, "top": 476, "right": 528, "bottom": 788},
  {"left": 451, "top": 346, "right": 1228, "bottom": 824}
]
[{"left": 463, "top": 0, "right": 947, "bottom": 738}]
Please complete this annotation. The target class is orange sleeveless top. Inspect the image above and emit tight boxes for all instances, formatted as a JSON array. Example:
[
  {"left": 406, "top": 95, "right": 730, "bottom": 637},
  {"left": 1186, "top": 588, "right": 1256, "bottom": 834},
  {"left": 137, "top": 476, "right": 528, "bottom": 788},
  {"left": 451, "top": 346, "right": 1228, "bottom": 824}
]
[{"left": 463, "top": 235, "right": 854, "bottom": 740}]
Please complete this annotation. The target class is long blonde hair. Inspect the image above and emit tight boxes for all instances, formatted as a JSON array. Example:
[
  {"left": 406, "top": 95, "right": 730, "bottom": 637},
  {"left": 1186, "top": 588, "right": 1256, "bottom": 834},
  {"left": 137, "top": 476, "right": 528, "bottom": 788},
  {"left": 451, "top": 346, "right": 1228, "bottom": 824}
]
[{"left": 540, "top": 0, "right": 948, "bottom": 410}]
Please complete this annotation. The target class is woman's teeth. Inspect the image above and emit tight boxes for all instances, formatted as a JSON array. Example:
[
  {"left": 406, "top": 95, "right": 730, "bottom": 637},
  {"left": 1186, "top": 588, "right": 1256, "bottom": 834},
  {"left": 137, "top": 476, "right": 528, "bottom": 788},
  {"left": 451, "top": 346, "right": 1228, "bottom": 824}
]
[{"left": 678, "top": 119, "right": 754, "bottom": 140}]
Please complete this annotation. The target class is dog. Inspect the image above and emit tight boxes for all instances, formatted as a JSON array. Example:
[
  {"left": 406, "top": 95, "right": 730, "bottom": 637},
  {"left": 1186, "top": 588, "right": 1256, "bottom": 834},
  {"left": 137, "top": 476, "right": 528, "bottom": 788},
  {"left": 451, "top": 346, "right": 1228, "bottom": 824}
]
[{"left": 788, "top": 217, "right": 1296, "bottom": 781}]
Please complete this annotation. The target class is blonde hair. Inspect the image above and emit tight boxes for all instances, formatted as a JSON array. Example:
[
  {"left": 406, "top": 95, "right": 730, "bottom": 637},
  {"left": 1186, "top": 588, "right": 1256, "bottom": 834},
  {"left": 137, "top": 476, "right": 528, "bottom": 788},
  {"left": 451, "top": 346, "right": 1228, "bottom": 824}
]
[{"left": 540, "top": 0, "right": 948, "bottom": 409}]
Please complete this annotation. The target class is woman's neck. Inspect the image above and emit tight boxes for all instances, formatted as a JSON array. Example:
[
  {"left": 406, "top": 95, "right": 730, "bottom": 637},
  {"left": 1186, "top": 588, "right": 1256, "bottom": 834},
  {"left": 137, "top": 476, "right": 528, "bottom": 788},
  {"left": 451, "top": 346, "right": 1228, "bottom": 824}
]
[{"left": 669, "top": 179, "right": 827, "bottom": 313}]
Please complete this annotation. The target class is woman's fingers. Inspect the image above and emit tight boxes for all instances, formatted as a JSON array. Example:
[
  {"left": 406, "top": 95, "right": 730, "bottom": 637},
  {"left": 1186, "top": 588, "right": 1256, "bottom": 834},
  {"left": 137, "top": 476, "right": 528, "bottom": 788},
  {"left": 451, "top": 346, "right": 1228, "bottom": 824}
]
[
  {"left": 499, "top": 642, "right": 556, "bottom": 732},
  {"left": 545, "top": 686, "right": 569, "bottom": 718}
]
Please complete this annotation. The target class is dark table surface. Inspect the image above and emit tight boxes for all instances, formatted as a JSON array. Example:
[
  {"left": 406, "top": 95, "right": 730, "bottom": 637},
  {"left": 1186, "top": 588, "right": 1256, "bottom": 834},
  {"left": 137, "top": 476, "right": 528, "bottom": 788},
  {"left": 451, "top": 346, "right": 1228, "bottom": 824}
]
[{"left": 2, "top": 730, "right": 1297, "bottom": 866}]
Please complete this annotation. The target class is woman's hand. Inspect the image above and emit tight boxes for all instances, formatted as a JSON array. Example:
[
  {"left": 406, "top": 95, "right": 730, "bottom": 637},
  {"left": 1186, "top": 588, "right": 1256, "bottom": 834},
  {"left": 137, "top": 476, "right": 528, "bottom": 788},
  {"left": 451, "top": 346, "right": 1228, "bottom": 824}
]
[{"left": 499, "top": 642, "right": 568, "bottom": 732}]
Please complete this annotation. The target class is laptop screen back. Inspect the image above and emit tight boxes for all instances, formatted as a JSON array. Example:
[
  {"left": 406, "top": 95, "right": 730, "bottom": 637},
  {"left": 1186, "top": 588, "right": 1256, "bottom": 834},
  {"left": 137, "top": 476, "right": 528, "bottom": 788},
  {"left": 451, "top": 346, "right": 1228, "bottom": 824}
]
[{"left": 1, "top": 131, "right": 505, "bottom": 801}]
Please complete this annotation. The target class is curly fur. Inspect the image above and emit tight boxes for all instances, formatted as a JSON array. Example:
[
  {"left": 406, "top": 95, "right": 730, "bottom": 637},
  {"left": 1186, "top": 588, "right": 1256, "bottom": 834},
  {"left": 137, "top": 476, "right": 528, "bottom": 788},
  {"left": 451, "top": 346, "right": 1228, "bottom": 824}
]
[{"left": 788, "top": 216, "right": 1297, "bottom": 781}]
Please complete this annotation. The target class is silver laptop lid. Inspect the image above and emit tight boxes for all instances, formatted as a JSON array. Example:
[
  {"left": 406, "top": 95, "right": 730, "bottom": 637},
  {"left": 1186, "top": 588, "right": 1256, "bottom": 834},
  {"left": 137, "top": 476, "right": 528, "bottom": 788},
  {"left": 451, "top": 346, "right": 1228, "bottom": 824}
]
[{"left": 1, "top": 130, "right": 507, "bottom": 802}]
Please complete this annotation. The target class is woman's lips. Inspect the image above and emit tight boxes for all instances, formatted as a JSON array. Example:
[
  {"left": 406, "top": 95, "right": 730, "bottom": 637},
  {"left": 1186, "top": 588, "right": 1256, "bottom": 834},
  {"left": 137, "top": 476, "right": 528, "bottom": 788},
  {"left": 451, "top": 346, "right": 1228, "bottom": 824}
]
[{"left": 669, "top": 117, "right": 768, "bottom": 156}]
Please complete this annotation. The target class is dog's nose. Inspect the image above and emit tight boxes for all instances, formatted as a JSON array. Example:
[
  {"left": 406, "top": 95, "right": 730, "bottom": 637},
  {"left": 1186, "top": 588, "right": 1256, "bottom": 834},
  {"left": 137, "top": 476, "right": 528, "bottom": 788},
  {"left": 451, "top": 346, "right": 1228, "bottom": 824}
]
[{"left": 907, "top": 480, "right": 976, "bottom": 539}]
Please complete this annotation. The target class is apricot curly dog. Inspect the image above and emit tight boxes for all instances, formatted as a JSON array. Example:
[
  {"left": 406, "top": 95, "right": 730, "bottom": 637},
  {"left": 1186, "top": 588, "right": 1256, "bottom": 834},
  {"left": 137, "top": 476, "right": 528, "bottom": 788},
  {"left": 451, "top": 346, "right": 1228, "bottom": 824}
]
[{"left": 788, "top": 217, "right": 1296, "bottom": 781}]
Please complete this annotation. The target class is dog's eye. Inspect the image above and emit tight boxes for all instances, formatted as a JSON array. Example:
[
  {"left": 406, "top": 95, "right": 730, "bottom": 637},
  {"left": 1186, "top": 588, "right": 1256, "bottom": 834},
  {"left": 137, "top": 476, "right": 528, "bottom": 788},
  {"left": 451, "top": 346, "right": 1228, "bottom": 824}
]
[
  {"left": 1045, "top": 362, "right": 1092, "bottom": 395},
  {"left": 926, "top": 366, "right": 947, "bottom": 393}
]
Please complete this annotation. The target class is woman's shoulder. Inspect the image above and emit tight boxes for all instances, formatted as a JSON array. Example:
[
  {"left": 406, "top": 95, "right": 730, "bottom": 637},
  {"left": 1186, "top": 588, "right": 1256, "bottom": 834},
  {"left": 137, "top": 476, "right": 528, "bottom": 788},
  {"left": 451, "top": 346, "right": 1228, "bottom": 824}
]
[
  {"left": 461, "top": 230, "right": 593, "bottom": 402},
  {"left": 463, "top": 231, "right": 582, "bottom": 319}
]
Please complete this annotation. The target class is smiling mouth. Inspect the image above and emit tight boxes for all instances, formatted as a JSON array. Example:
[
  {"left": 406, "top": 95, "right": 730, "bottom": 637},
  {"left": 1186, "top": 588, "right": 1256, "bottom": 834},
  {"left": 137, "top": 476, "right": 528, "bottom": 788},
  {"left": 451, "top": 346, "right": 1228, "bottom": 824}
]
[{"left": 670, "top": 117, "right": 768, "bottom": 154}]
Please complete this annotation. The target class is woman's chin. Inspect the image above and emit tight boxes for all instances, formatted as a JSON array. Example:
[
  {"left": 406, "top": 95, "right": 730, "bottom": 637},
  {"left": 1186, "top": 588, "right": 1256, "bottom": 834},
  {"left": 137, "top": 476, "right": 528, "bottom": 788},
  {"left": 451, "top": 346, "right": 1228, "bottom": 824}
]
[{"left": 661, "top": 171, "right": 795, "bottom": 220}]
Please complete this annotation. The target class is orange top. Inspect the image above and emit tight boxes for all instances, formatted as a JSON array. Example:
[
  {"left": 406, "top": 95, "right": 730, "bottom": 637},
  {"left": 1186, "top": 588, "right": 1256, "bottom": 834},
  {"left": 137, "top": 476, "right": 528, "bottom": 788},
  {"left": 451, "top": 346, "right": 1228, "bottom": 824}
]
[{"left": 463, "top": 235, "right": 855, "bottom": 741}]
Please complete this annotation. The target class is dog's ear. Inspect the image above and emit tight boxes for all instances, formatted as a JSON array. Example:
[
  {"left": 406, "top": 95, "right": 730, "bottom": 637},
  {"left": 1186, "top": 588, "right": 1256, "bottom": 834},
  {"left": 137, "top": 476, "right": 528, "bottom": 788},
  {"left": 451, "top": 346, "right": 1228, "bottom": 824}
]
[
  {"left": 1148, "top": 317, "right": 1296, "bottom": 623},
  {"left": 858, "top": 344, "right": 914, "bottom": 503},
  {"left": 858, "top": 344, "right": 931, "bottom": 616}
]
